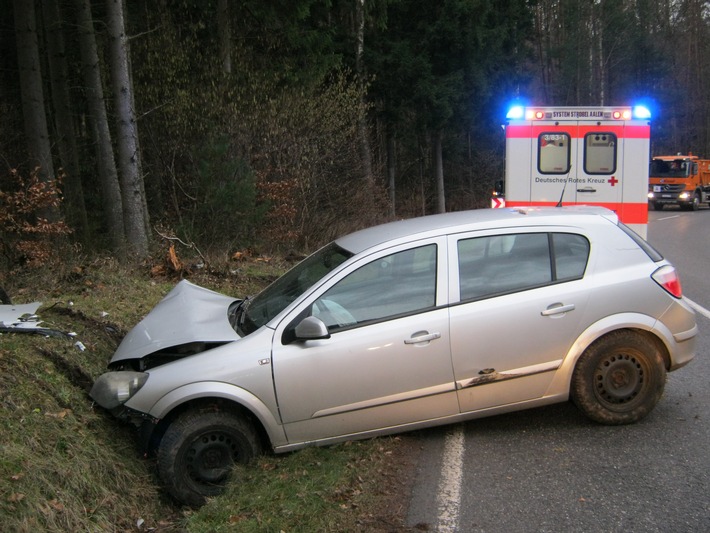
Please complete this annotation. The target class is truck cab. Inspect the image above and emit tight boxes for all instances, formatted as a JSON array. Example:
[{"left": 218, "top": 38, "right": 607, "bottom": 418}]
[{"left": 648, "top": 155, "right": 710, "bottom": 211}]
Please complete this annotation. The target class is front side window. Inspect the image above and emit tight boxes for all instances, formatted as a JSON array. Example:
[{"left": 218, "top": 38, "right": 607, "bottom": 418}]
[
  {"left": 538, "top": 133, "right": 571, "bottom": 174},
  {"left": 584, "top": 133, "right": 617, "bottom": 174},
  {"left": 458, "top": 232, "right": 589, "bottom": 301},
  {"left": 313, "top": 244, "right": 437, "bottom": 330}
]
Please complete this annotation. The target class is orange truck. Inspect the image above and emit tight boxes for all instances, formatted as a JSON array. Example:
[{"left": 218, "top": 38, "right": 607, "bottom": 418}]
[{"left": 648, "top": 154, "right": 710, "bottom": 211}]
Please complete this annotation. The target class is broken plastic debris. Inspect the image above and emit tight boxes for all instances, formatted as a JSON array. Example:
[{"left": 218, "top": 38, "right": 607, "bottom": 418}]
[
  {"left": 0, "top": 302, "right": 42, "bottom": 329},
  {"left": 0, "top": 302, "right": 71, "bottom": 338},
  {"left": 75, "top": 341, "right": 86, "bottom": 352}
]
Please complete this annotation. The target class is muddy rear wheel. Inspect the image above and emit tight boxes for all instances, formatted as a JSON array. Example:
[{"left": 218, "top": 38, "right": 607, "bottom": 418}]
[{"left": 571, "top": 330, "right": 666, "bottom": 425}]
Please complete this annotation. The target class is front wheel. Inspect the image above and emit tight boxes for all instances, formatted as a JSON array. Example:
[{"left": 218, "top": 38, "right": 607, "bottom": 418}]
[
  {"left": 571, "top": 330, "right": 666, "bottom": 425},
  {"left": 157, "top": 408, "right": 261, "bottom": 506},
  {"left": 692, "top": 193, "right": 700, "bottom": 211}
]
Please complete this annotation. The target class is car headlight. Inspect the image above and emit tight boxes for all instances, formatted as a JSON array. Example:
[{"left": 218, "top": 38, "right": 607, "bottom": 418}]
[
  {"left": 90, "top": 371, "right": 149, "bottom": 409},
  {"left": 679, "top": 191, "right": 690, "bottom": 199}
]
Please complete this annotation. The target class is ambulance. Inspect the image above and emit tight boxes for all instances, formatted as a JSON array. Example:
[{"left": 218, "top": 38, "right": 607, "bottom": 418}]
[{"left": 496, "top": 105, "right": 652, "bottom": 238}]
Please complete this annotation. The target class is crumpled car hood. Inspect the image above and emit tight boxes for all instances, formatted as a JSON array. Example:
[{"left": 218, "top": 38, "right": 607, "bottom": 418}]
[{"left": 111, "top": 280, "right": 240, "bottom": 363}]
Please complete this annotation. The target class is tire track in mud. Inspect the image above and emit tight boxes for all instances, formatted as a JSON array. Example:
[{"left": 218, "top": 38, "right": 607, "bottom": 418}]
[{"left": 37, "top": 305, "right": 127, "bottom": 395}]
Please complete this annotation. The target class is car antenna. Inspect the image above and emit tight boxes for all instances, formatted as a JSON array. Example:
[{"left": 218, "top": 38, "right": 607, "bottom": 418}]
[{"left": 556, "top": 175, "right": 569, "bottom": 207}]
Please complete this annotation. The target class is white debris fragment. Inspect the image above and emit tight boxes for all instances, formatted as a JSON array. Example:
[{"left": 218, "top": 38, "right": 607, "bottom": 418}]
[
  {"left": 0, "top": 302, "right": 43, "bottom": 329},
  {"left": 75, "top": 341, "right": 86, "bottom": 352}
]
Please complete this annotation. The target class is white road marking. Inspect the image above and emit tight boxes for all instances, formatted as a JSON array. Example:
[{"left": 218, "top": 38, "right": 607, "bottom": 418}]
[
  {"left": 436, "top": 424, "right": 465, "bottom": 532},
  {"left": 429, "top": 292, "right": 706, "bottom": 532},
  {"left": 657, "top": 215, "right": 680, "bottom": 221},
  {"left": 684, "top": 296, "right": 710, "bottom": 321}
]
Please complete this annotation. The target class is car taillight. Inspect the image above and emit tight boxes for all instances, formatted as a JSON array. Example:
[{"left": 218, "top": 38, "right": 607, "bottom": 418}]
[{"left": 651, "top": 265, "right": 683, "bottom": 298}]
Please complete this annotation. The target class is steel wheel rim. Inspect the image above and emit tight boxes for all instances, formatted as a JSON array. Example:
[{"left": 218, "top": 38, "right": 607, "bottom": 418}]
[
  {"left": 184, "top": 430, "right": 239, "bottom": 486},
  {"left": 594, "top": 352, "right": 647, "bottom": 407}
]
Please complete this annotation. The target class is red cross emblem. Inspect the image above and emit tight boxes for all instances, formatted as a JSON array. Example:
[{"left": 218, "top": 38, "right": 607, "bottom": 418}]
[{"left": 608, "top": 176, "right": 618, "bottom": 186}]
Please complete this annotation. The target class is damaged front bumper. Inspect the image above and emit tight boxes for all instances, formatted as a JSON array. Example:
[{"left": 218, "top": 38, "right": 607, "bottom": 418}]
[
  {"left": 91, "top": 372, "right": 161, "bottom": 453},
  {"left": 97, "top": 399, "right": 161, "bottom": 454}
]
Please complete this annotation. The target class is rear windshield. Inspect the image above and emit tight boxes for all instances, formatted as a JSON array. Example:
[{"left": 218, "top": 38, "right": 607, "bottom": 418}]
[{"left": 618, "top": 223, "right": 663, "bottom": 262}]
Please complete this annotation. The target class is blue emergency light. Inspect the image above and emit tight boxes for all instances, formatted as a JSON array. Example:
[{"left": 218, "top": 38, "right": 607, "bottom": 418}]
[
  {"left": 632, "top": 105, "right": 651, "bottom": 119},
  {"left": 505, "top": 106, "right": 525, "bottom": 120}
]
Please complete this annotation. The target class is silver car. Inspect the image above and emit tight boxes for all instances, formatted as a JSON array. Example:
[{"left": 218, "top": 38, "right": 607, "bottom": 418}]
[{"left": 91, "top": 206, "right": 697, "bottom": 506}]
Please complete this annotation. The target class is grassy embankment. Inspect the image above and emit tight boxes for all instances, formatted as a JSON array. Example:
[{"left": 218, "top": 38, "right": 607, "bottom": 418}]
[{"left": 0, "top": 257, "right": 413, "bottom": 532}]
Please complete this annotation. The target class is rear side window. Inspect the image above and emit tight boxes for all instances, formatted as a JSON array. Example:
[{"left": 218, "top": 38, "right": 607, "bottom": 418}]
[{"left": 458, "top": 232, "right": 589, "bottom": 301}]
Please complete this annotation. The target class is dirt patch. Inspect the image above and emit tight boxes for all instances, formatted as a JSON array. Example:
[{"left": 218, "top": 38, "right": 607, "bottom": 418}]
[{"left": 356, "top": 434, "right": 425, "bottom": 532}]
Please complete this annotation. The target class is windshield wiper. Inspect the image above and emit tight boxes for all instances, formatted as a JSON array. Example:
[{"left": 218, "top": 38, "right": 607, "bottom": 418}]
[{"left": 236, "top": 296, "right": 251, "bottom": 325}]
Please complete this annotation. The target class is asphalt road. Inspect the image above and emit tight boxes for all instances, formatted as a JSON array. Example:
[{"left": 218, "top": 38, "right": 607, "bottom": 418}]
[{"left": 406, "top": 207, "right": 710, "bottom": 532}]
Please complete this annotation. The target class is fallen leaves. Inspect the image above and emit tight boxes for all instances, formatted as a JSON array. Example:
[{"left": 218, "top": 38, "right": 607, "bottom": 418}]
[
  {"left": 45, "top": 408, "right": 72, "bottom": 420},
  {"left": 8, "top": 492, "right": 25, "bottom": 503}
]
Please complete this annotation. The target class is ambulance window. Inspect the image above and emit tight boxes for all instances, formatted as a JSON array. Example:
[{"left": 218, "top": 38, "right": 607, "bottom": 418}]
[
  {"left": 538, "top": 133, "right": 571, "bottom": 174},
  {"left": 584, "top": 133, "right": 617, "bottom": 174}
]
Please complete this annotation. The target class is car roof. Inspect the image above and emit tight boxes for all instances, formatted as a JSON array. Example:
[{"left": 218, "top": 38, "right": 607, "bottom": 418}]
[{"left": 335, "top": 206, "right": 618, "bottom": 254}]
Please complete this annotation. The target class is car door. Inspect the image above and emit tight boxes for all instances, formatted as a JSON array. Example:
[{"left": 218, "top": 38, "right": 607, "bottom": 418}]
[
  {"left": 271, "top": 238, "right": 459, "bottom": 445},
  {"left": 449, "top": 230, "right": 592, "bottom": 412}
]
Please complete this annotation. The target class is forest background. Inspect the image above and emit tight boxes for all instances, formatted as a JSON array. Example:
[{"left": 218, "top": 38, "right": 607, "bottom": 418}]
[{"left": 1, "top": 0, "right": 709, "bottom": 270}]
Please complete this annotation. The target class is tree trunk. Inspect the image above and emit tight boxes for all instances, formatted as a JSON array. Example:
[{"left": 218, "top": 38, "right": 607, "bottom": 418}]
[
  {"left": 435, "top": 130, "right": 445, "bottom": 214},
  {"left": 13, "top": 0, "right": 59, "bottom": 222},
  {"left": 217, "top": 0, "right": 232, "bottom": 74},
  {"left": 74, "top": 0, "right": 125, "bottom": 251},
  {"left": 387, "top": 128, "right": 396, "bottom": 217},
  {"left": 42, "top": 0, "right": 89, "bottom": 239},
  {"left": 355, "top": 0, "right": 374, "bottom": 184},
  {"left": 106, "top": 0, "right": 149, "bottom": 258}
]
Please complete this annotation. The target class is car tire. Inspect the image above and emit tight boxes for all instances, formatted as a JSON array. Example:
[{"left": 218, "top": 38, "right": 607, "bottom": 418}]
[
  {"left": 157, "top": 408, "right": 261, "bottom": 506},
  {"left": 692, "top": 193, "right": 700, "bottom": 211},
  {"left": 571, "top": 330, "right": 666, "bottom": 425},
  {"left": 652, "top": 202, "right": 663, "bottom": 211}
]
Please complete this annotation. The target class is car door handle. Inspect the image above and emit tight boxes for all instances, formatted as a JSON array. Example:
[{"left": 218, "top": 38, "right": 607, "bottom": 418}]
[
  {"left": 404, "top": 331, "right": 441, "bottom": 344},
  {"left": 541, "top": 303, "right": 575, "bottom": 316},
  {"left": 577, "top": 187, "right": 596, "bottom": 193}
]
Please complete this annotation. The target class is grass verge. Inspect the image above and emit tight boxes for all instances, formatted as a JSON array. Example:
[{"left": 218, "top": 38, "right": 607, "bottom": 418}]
[{"left": 0, "top": 256, "right": 417, "bottom": 532}]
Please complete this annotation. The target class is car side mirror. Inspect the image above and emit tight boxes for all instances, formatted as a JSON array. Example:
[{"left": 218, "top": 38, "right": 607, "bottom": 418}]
[{"left": 294, "top": 316, "right": 331, "bottom": 340}]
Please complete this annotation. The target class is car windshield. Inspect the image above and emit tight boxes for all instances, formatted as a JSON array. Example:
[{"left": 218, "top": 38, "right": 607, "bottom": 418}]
[{"left": 238, "top": 242, "right": 353, "bottom": 335}]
